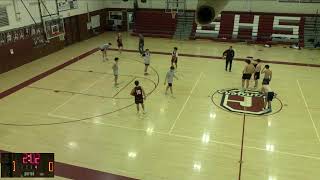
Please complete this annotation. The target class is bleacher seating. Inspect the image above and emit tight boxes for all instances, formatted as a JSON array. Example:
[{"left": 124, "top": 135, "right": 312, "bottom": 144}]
[{"left": 132, "top": 11, "right": 177, "bottom": 38}]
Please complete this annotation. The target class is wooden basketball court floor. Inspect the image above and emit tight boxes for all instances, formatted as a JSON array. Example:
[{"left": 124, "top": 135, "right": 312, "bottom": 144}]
[{"left": 0, "top": 32, "right": 320, "bottom": 180}]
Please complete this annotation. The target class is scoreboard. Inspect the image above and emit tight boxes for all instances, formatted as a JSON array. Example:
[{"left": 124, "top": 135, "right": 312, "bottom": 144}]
[{"left": 1, "top": 153, "right": 54, "bottom": 177}]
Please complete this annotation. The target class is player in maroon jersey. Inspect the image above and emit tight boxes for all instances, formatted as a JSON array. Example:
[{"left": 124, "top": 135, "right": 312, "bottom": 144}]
[
  {"left": 130, "top": 80, "right": 146, "bottom": 113},
  {"left": 171, "top": 47, "right": 178, "bottom": 69}
]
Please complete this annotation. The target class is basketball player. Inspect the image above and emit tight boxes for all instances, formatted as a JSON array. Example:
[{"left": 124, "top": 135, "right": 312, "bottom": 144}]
[
  {"left": 261, "top": 83, "right": 275, "bottom": 110},
  {"left": 117, "top": 33, "right": 123, "bottom": 53},
  {"left": 242, "top": 59, "right": 255, "bottom": 89},
  {"left": 253, "top": 59, "right": 262, "bottom": 88},
  {"left": 171, "top": 47, "right": 178, "bottom": 69},
  {"left": 112, "top": 57, "right": 119, "bottom": 86},
  {"left": 222, "top": 46, "right": 235, "bottom": 72},
  {"left": 164, "top": 66, "right": 178, "bottom": 95},
  {"left": 138, "top": 34, "right": 144, "bottom": 55},
  {"left": 143, "top": 49, "right": 151, "bottom": 75},
  {"left": 99, "top": 43, "right": 112, "bottom": 62},
  {"left": 261, "top": 65, "right": 272, "bottom": 85},
  {"left": 130, "top": 80, "right": 146, "bottom": 113}
]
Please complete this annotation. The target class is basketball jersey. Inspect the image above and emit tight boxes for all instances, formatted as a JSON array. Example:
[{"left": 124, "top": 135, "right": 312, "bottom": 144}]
[
  {"left": 99, "top": 44, "right": 109, "bottom": 50},
  {"left": 172, "top": 51, "right": 178, "bottom": 58},
  {"left": 117, "top": 36, "right": 122, "bottom": 44},
  {"left": 112, "top": 63, "right": 118, "bottom": 75},
  {"left": 139, "top": 36, "right": 144, "bottom": 45},
  {"left": 144, "top": 52, "right": 150, "bottom": 64},
  {"left": 166, "top": 70, "right": 175, "bottom": 83},
  {"left": 134, "top": 86, "right": 143, "bottom": 99}
]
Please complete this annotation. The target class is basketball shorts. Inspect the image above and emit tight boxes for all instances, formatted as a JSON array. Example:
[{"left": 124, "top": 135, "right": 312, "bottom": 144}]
[
  {"left": 242, "top": 74, "right": 252, "bottom": 80},
  {"left": 171, "top": 57, "right": 178, "bottom": 63},
  {"left": 254, "top": 72, "right": 260, "bottom": 80},
  {"left": 262, "top": 78, "right": 270, "bottom": 85},
  {"left": 135, "top": 98, "right": 144, "bottom": 104},
  {"left": 267, "top": 92, "right": 274, "bottom": 101},
  {"left": 168, "top": 83, "right": 173, "bottom": 87}
]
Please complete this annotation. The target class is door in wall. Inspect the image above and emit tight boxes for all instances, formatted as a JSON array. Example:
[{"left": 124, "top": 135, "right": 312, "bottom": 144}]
[
  {"left": 127, "top": 12, "right": 134, "bottom": 32},
  {"left": 64, "top": 16, "right": 80, "bottom": 45},
  {"left": 64, "top": 17, "right": 73, "bottom": 46},
  {"left": 71, "top": 16, "right": 80, "bottom": 43}
]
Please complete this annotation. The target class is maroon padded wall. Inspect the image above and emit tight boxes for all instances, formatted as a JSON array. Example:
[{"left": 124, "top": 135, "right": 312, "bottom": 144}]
[{"left": 0, "top": 8, "right": 129, "bottom": 74}]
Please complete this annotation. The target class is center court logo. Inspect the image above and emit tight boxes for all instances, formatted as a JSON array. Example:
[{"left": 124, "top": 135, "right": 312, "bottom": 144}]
[{"left": 217, "top": 89, "right": 270, "bottom": 115}]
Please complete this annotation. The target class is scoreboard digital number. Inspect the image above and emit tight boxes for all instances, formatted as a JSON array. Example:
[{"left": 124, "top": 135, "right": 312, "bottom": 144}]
[{"left": 1, "top": 153, "right": 54, "bottom": 177}]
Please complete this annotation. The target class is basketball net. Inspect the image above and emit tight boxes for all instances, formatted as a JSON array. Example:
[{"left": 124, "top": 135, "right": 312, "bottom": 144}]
[{"left": 171, "top": 11, "right": 176, "bottom": 19}]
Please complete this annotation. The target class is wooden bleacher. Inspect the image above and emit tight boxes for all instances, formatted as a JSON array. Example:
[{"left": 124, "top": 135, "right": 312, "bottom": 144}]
[{"left": 132, "top": 11, "right": 177, "bottom": 38}]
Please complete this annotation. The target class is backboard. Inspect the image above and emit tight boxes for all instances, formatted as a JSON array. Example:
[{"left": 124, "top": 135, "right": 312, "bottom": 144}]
[
  {"left": 165, "top": 0, "right": 186, "bottom": 15},
  {"left": 42, "top": 15, "right": 65, "bottom": 41}
]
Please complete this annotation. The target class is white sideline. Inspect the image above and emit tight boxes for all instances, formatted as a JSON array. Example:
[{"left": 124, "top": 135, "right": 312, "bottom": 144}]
[
  {"left": 51, "top": 114, "right": 320, "bottom": 161},
  {"left": 169, "top": 72, "right": 203, "bottom": 134},
  {"left": 297, "top": 79, "right": 320, "bottom": 144}
]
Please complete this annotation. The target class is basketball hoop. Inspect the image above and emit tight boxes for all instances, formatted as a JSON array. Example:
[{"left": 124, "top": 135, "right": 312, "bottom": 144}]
[
  {"left": 43, "top": 15, "right": 65, "bottom": 41},
  {"left": 171, "top": 11, "right": 176, "bottom": 19}
]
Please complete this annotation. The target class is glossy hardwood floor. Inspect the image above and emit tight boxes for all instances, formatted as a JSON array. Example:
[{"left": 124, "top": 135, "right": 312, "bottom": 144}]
[{"left": 0, "top": 32, "right": 319, "bottom": 180}]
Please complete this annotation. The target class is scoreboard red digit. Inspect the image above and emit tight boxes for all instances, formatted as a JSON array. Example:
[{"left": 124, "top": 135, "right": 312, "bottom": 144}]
[{"left": 1, "top": 153, "right": 54, "bottom": 177}]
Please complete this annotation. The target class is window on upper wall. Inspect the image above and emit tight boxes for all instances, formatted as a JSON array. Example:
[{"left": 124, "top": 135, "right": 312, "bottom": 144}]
[
  {"left": 0, "top": 6, "right": 9, "bottom": 28},
  {"left": 279, "top": 0, "right": 320, "bottom": 2}
]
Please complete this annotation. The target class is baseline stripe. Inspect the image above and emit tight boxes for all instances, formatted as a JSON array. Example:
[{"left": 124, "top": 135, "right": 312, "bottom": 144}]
[{"left": 0, "top": 48, "right": 98, "bottom": 99}]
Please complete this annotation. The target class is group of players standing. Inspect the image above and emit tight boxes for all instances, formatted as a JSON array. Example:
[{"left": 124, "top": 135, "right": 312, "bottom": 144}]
[
  {"left": 223, "top": 46, "right": 275, "bottom": 110},
  {"left": 99, "top": 35, "right": 276, "bottom": 113},
  {"left": 99, "top": 33, "right": 180, "bottom": 113},
  {"left": 133, "top": 34, "right": 180, "bottom": 113}
]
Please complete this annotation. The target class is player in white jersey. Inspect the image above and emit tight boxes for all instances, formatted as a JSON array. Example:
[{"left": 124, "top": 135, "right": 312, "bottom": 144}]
[
  {"left": 143, "top": 49, "right": 151, "bottom": 75},
  {"left": 99, "top": 43, "right": 112, "bottom": 62},
  {"left": 164, "top": 66, "right": 178, "bottom": 95},
  {"left": 112, "top": 57, "right": 119, "bottom": 86},
  {"left": 171, "top": 47, "right": 178, "bottom": 69}
]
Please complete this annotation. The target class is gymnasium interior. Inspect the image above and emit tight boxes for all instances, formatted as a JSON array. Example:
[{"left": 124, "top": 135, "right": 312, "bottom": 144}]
[{"left": 0, "top": 0, "right": 320, "bottom": 179}]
